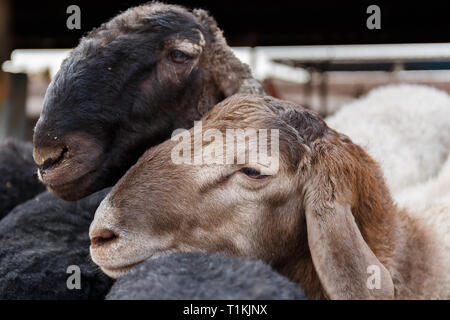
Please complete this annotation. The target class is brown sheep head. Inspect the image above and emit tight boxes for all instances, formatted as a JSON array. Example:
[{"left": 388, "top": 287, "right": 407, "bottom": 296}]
[
  {"left": 90, "top": 94, "right": 395, "bottom": 299},
  {"left": 33, "top": 3, "right": 262, "bottom": 201}
]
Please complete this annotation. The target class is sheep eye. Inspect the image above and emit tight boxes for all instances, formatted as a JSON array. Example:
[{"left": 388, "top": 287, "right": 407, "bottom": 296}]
[
  {"left": 240, "top": 167, "right": 268, "bottom": 179},
  {"left": 170, "top": 50, "right": 190, "bottom": 63}
]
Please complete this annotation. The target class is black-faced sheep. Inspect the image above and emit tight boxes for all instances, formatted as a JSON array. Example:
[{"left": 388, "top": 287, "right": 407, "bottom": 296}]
[
  {"left": 0, "top": 188, "right": 113, "bottom": 299},
  {"left": 90, "top": 94, "right": 449, "bottom": 299},
  {"left": 106, "top": 252, "right": 306, "bottom": 300},
  {"left": 32, "top": 2, "right": 262, "bottom": 201},
  {"left": 0, "top": 139, "right": 45, "bottom": 220}
]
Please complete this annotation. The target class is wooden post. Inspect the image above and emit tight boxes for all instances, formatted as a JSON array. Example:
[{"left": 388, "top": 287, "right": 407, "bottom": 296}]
[
  {"left": 0, "top": 0, "right": 29, "bottom": 141},
  {"left": 318, "top": 63, "right": 329, "bottom": 117},
  {"left": 0, "top": 0, "right": 11, "bottom": 106},
  {"left": 0, "top": 73, "right": 28, "bottom": 140}
]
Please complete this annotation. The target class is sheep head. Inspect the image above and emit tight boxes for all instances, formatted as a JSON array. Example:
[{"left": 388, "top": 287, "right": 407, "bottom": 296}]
[
  {"left": 90, "top": 94, "right": 395, "bottom": 299},
  {"left": 33, "top": 2, "right": 262, "bottom": 201}
]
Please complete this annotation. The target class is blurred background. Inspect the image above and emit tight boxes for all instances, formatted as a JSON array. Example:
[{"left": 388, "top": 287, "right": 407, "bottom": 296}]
[{"left": 2, "top": 0, "right": 450, "bottom": 141}]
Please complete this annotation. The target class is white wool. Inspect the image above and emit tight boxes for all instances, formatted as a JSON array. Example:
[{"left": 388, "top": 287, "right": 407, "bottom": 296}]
[
  {"left": 326, "top": 84, "right": 450, "bottom": 199},
  {"left": 396, "top": 154, "right": 450, "bottom": 243},
  {"left": 396, "top": 154, "right": 450, "bottom": 210}
]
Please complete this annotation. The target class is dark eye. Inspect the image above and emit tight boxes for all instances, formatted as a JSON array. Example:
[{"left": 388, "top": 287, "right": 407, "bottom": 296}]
[
  {"left": 169, "top": 50, "right": 190, "bottom": 63},
  {"left": 240, "top": 167, "right": 268, "bottom": 180}
]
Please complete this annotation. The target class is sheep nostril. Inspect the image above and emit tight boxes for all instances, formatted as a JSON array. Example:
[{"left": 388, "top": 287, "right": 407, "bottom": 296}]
[
  {"left": 34, "top": 146, "right": 68, "bottom": 172},
  {"left": 90, "top": 229, "right": 118, "bottom": 248}
]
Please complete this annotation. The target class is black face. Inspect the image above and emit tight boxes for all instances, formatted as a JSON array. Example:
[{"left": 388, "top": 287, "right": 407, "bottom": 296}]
[{"left": 33, "top": 5, "right": 225, "bottom": 200}]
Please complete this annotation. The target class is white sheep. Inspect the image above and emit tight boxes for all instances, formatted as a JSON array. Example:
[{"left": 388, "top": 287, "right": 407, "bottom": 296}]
[
  {"left": 326, "top": 84, "right": 450, "bottom": 199},
  {"left": 395, "top": 154, "right": 450, "bottom": 243}
]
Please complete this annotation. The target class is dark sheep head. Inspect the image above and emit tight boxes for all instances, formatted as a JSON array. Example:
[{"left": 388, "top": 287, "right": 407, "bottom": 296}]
[{"left": 33, "top": 2, "right": 262, "bottom": 201}]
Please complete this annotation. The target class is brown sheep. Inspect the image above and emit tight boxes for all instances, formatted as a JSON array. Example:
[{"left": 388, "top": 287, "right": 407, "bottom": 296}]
[{"left": 89, "top": 94, "right": 449, "bottom": 299}]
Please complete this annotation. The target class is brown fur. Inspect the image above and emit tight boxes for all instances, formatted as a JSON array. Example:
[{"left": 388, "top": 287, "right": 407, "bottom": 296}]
[{"left": 90, "top": 94, "right": 449, "bottom": 299}]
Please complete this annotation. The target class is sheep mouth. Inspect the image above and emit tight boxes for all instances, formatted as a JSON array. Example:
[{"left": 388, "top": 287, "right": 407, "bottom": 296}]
[
  {"left": 95, "top": 251, "right": 174, "bottom": 279},
  {"left": 38, "top": 152, "right": 105, "bottom": 200},
  {"left": 45, "top": 168, "right": 100, "bottom": 200},
  {"left": 34, "top": 132, "right": 105, "bottom": 200},
  {"left": 100, "top": 261, "right": 145, "bottom": 279}
]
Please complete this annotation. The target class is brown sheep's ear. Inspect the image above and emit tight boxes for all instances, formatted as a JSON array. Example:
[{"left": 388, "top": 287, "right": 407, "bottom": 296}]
[
  {"left": 276, "top": 105, "right": 394, "bottom": 299},
  {"left": 305, "top": 198, "right": 395, "bottom": 299},
  {"left": 192, "top": 9, "right": 264, "bottom": 107}
]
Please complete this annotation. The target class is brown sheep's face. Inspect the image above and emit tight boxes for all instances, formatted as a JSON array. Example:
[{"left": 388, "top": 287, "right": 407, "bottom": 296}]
[
  {"left": 32, "top": 4, "right": 245, "bottom": 201},
  {"left": 89, "top": 95, "right": 312, "bottom": 279},
  {"left": 89, "top": 95, "right": 397, "bottom": 301}
]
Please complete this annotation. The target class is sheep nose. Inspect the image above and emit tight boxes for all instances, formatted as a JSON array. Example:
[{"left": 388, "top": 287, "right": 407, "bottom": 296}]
[
  {"left": 33, "top": 145, "right": 68, "bottom": 171},
  {"left": 90, "top": 229, "right": 118, "bottom": 248}
]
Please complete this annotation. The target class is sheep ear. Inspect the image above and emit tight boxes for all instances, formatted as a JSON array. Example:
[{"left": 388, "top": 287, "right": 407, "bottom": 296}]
[
  {"left": 192, "top": 9, "right": 219, "bottom": 35},
  {"left": 276, "top": 105, "right": 394, "bottom": 299},
  {"left": 193, "top": 9, "right": 264, "bottom": 101},
  {"left": 305, "top": 199, "right": 395, "bottom": 299}
]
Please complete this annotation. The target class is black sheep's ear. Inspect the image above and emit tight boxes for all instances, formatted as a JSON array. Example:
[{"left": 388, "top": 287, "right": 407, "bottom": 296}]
[
  {"left": 192, "top": 9, "right": 264, "bottom": 106},
  {"left": 192, "top": 9, "right": 219, "bottom": 35}
]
